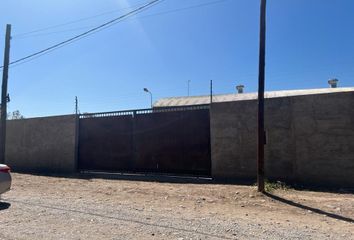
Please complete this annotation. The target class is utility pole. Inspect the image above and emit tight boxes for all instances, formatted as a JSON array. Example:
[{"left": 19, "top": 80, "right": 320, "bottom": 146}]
[
  {"left": 75, "top": 96, "right": 78, "bottom": 115},
  {"left": 210, "top": 80, "right": 213, "bottom": 104},
  {"left": 0, "top": 24, "right": 11, "bottom": 164},
  {"left": 187, "top": 80, "right": 191, "bottom": 96},
  {"left": 257, "top": 0, "right": 267, "bottom": 192}
]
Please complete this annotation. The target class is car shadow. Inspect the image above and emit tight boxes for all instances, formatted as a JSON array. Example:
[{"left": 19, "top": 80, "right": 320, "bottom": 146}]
[
  {"left": 0, "top": 201, "right": 11, "bottom": 211},
  {"left": 264, "top": 192, "right": 354, "bottom": 224}
]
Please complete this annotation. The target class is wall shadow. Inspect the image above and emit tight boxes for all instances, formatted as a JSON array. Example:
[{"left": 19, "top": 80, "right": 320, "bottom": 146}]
[
  {"left": 264, "top": 192, "right": 354, "bottom": 224},
  {"left": 13, "top": 171, "right": 214, "bottom": 185},
  {"left": 0, "top": 202, "right": 11, "bottom": 211},
  {"left": 80, "top": 171, "right": 214, "bottom": 184},
  {"left": 280, "top": 182, "right": 354, "bottom": 195},
  {"left": 10, "top": 171, "right": 354, "bottom": 192}
]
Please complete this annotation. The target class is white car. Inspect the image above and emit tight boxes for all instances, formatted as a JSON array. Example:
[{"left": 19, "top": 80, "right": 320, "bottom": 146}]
[{"left": 0, "top": 164, "right": 11, "bottom": 196}]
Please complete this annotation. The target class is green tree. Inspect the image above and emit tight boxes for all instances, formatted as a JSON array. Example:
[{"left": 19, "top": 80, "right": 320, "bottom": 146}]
[{"left": 7, "top": 110, "right": 25, "bottom": 120}]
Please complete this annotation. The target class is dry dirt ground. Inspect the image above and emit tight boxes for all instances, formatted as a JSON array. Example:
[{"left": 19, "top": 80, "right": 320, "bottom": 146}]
[{"left": 0, "top": 173, "right": 353, "bottom": 240}]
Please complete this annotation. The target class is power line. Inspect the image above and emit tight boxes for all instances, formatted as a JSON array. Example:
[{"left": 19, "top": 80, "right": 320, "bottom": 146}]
[
  {"left": 12, "top": 0, "right": 151, "bottom": 38},
  {"left": 13, "top": 26, "right": 94, "bottom": 40},
  {"left": 1, "top": 0, "right": 163, "bottom": 69},
  {"left": 4, "top": 0, "right": 232, "bottom": 69},
  {"left": 6, "top": 0, "right": 231, "bottom": 69},
  {"left": 13, "top": 0, "right": 230, "bottom": 41},
  {"left": 140, "top": 0, "right": 229, "bottom": 19}
]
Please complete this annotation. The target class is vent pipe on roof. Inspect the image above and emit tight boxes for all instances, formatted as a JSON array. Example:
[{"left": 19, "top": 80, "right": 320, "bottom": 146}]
[
  {"left": 236, "top": 85, "right": 244, "bottom": 94},
  {"left": 328, "top": 79, "right": 339, "bottom": 88}
]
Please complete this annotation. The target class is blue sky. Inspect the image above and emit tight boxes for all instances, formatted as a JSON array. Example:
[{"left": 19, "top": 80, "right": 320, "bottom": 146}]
[{"left": 0, "top": 0, "right": 353, "bottom": 117}]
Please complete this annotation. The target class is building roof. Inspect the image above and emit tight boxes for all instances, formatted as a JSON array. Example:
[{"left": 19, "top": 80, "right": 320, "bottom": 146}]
[{"left": 153, "top": 87, "right": 354, "bottom": 108}]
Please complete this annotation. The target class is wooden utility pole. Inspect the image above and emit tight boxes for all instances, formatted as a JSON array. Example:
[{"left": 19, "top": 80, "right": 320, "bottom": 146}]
[
  {"left": 257, "top": 0, "right": 267, "bottom": 192},
  {"left": 0, "top": 24, "right": 11, "bottom": 164}
]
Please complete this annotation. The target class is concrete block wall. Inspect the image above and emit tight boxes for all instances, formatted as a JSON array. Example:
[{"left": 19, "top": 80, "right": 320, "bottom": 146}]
[
  {"left": 5, "top": 115, "right": 77, "bottom": 173},
  {"left": 210, "top": 91, "right": 354, "bottom": 187},
  {"left": 4, "top": 91, "right": 354, "bottom": 186},
  {"left": 291, "top": 92, "right": 354, "bottom": 187}
]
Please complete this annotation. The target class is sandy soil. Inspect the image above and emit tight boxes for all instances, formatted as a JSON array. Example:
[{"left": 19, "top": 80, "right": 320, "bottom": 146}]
[{"left": 0, "top": 173, "right": 353, "bottom": 240}]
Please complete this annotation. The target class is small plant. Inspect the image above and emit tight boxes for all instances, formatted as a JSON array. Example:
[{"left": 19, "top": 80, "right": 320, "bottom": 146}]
[{"left": 264, "top": 180, "right": 290, "bottom": 192}]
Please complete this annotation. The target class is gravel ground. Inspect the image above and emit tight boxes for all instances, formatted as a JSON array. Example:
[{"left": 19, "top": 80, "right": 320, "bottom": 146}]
[{"left": 0, "top": 173, "right": 353, "bottom": 240}]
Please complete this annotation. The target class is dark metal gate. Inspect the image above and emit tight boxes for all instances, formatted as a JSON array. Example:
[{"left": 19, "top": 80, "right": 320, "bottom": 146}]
[{"left": 78, "top": 106, "right": 211, "bottom": 176}]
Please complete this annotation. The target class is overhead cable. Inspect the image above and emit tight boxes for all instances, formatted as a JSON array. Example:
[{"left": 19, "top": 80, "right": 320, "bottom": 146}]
[{"left": 0, "top": 0, "right": 163, "bottom": 69}]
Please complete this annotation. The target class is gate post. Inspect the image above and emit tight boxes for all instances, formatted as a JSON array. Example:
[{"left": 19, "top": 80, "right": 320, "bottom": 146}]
[{"left": 74, "top": 113, "right": 80, "bottom": 172}]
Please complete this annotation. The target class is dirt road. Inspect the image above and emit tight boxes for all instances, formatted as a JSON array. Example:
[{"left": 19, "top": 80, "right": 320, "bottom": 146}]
[{"left": 0, "top": 173, "right": 353, "bottom": 239}]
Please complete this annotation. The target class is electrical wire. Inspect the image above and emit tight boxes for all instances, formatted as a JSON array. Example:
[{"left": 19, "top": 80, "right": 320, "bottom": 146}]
[
  {"left": 13, "top": 0, "right": 229, "bottom": 41},
  {"left": 139, "top": 0, "right": 229, "bottom": 19},
  {"left": 13, "top": 26, "right": 95, "bottom": 40},
  {"left": 3, "top": 0, "right": 231, "bottom": 69},
  {"left": 12, "top": 0, "right": 151, "bottom": 38},
  {"left": 1, "top": 0, "right": 163, "bottom": 69}
]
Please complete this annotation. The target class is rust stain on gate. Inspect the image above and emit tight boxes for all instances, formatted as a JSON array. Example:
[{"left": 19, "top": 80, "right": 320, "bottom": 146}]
[{"left": 78, "top": 106, "right": 211, "bottom": 176}]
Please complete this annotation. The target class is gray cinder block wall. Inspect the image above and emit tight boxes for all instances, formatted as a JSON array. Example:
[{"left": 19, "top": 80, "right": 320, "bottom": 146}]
[
  {"left": 4, "top": 91, "right": 354, "bottom": 186},
  {"left": 5, "top": 115, "right": 77, "bottom": 173},
  {"left": 210, "top": 91, "right": 354, "bottom": 187}
]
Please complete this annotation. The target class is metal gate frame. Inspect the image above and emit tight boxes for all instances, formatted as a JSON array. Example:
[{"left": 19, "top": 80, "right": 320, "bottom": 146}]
[{"left": 78, "top": 105, "right": 211, "bottom": 176}]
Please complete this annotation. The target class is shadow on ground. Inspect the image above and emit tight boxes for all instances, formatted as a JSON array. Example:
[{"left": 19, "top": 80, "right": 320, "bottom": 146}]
[
  {"left": 0, "top": 202, "right": 11, "bottom": 211},
  {"left": 11, "top": 171, "right": 354, "bottom": 192},
  {"left": 264, "top": 192, "right": 354, "bottom": 224},
  {"left": 13, "top": 171, "right": 216, "bottom": 184}
]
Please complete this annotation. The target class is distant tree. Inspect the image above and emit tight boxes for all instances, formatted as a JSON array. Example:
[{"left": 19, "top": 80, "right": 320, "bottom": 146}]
[{"left": 7, "top": 110, "right": 25, "bottom": 120}]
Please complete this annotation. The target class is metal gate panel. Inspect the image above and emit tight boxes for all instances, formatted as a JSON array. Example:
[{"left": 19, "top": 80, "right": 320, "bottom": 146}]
[
  {"left": 78, "top": 107, "right": 211, "bottom": 176},
  {"left": 134, "top": 109, "right": 210, "bottom": 175},
  {"left": 78, "top": 115, "right": 133, "bottom": 171}
]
